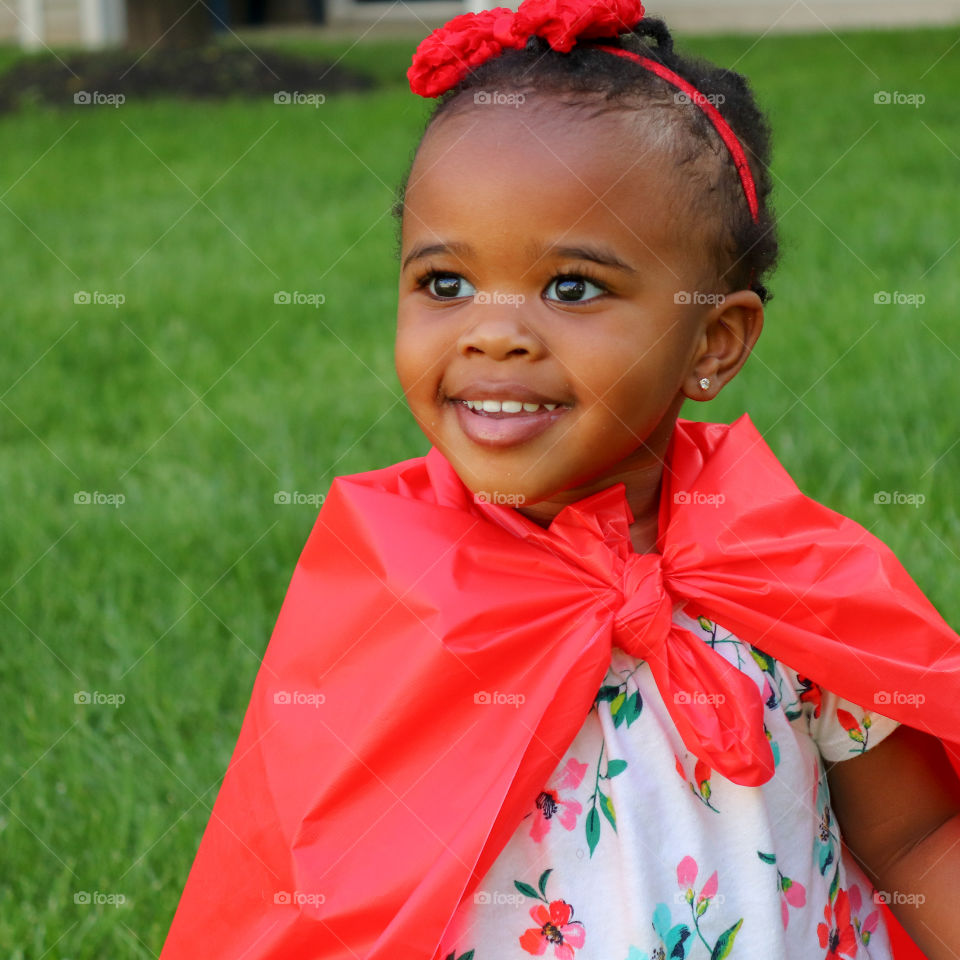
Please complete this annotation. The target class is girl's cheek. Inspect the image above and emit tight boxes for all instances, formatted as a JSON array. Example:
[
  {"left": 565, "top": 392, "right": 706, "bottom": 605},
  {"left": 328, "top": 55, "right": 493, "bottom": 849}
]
[{"left": 395, "top": 334, "right": 442, "bottom": 400}]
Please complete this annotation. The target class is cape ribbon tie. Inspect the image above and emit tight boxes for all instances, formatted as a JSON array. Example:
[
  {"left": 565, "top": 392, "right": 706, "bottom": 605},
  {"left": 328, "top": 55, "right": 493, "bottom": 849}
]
[
  {"left": 482, "top": 481, "right": 776, "bottom": 786},
  {"left": 611, "top": 537, "right": 775, "bottom": 783},
  {"left": 614, "top": 550, "right": 672, "bottom": 645}
]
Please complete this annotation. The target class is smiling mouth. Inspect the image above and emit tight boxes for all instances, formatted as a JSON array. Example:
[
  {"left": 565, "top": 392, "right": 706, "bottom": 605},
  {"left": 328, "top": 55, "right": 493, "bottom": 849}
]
[{"left": 448, "top": 396, "right": 571, "bottom": 448}]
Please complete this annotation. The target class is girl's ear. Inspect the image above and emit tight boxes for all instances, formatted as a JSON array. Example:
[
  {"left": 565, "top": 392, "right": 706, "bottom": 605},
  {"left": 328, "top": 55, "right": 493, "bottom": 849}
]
[{"left": 684, "top": 290, "right": 764, "bottom": 400}]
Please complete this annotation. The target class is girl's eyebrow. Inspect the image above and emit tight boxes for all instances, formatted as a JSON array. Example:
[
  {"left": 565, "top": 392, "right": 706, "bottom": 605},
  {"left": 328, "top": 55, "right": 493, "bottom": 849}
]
[
  {"left": 535, "top": 242, "right": 637, "bottom": 275},
  {"left": 402, "top": 240, "right": 471, "bottom": 272},
  {"left": 402, "top": 240, "right": 637, "bottom": 274}
]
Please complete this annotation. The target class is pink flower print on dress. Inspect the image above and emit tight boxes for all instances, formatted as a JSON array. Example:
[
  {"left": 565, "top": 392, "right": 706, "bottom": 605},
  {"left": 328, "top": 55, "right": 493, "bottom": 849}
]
[
  {"left": 848, "top": 884, "right": 882, "bottom": 945},
  {"left": 519, "top": 900, "right": 586, "bottom": 959},
  {"left": 796, "top": 674, "right": 823, "bottom": 717},
  {"left": 530, "top": 757, "right": 587, "bottom": 843},
  {"left": 757, "top": 851, "right": 806, "bottom": 929},
  {"left": 515, "top": 869, "right": 586, "bottom": 959},
  {"left": 674, "top": 754, "right": 718, "bottom": 812},
  {"left": 677, "top": 855, "right": 698, "bottom": 888},
  {"left": 818, "top": 888, "right": 858, "bottom": 959},
  {"left": 653, "top": 857, "right": 743, "bottom": 958}
]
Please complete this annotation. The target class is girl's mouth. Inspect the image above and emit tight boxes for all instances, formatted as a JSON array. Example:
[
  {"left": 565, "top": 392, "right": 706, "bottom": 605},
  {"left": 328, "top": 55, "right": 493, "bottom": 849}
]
[{"left": 449, "top": 397, "right": 570, "bottom": 447}]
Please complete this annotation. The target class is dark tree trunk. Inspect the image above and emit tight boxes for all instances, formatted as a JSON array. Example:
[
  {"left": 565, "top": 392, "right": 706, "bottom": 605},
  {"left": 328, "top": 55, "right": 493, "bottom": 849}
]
[{"left": 124, "top": 0, "right": 214, "bottom": 49}]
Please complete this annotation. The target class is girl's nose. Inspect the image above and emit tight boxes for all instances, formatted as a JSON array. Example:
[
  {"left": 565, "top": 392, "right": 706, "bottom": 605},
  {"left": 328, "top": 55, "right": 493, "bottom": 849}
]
[{"left": 456, "top": 305, "right": 545, "bottom": 360}]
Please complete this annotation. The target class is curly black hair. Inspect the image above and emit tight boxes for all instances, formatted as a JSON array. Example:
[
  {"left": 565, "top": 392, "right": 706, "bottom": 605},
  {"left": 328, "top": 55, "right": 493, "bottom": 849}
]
[{"left": 391, "top": 17, "right": 780, "bottom": 304}]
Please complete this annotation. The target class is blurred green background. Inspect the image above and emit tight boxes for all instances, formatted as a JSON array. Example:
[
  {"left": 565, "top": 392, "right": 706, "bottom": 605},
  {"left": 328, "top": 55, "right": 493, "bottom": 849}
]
[{"left": 0, "top": 25, "right": 957, "bottom": 956}]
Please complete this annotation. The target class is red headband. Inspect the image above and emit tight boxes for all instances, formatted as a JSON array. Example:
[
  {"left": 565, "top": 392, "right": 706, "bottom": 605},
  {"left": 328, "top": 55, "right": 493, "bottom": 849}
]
[{"left": 407, "top": 0, "right": 760, "bottom": 226}]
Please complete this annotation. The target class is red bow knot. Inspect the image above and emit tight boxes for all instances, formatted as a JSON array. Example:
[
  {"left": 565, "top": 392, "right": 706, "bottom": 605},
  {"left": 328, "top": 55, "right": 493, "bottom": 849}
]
[
  {"left": 545, "top": 498, "right": 776, "bottom": 786},
  {"left": 483, "top": 479, "right": 776, "bottom": 785},
  {"left": 612, "top": 552, "right": 673, "bottom": 658},
  {"left": 407, "top": 0, "right": 647, "bottom": 97}
]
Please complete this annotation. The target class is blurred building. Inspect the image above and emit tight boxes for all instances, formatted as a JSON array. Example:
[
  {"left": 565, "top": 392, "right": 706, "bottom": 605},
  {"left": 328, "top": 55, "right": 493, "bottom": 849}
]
[{"left": 1, "top": 0, "right": 958, "bottom": 48}]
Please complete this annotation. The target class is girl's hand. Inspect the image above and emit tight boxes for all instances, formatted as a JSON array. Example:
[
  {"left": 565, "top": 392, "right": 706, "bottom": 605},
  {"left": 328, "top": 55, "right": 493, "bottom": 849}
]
[{"left": 827, "top": 724, "right": 960, "bottom": 959}]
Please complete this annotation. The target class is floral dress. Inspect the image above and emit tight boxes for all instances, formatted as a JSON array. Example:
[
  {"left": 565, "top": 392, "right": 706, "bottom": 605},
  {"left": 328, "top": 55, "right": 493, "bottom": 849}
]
[{"left": 438, "top": 604, "right": 899, "bottom": 960}]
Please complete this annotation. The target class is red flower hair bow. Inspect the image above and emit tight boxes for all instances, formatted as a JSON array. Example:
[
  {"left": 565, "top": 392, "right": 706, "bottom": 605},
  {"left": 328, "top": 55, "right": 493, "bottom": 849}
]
[{"left": 408, "top": 0, "right": 647, "bottom": 97}]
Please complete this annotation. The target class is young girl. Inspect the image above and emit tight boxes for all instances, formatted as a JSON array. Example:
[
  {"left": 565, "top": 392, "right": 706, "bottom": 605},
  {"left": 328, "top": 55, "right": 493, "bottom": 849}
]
[{"left": 159, "top": 2, "right": 960, "bottom": 958}]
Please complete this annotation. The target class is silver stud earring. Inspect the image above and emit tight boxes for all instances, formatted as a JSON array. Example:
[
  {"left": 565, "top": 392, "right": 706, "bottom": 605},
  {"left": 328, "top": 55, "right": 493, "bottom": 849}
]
[{"left": 699, "top": 377, "right": 711, "bottom": 390}]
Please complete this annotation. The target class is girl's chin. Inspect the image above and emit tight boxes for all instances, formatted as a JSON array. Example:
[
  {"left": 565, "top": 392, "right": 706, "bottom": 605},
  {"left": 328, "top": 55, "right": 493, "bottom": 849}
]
[
  {"left": 444, "top": 461, "right": 583, "bottom": 519},
  {"left": 436, "top": 457, "right": 544, "bottom": 510}
]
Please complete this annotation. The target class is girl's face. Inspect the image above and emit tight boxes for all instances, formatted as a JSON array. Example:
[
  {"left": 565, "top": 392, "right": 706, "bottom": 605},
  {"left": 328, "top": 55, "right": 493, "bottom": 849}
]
[{"left": 395, "top": 97, "right": 756, "bottom": 522}]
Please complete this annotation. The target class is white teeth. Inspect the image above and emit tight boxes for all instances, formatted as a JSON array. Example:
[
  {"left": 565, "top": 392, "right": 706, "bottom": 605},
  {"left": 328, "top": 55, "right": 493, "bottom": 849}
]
[{"left": 459, "top": 398, "right": 563, "bottom": 414}]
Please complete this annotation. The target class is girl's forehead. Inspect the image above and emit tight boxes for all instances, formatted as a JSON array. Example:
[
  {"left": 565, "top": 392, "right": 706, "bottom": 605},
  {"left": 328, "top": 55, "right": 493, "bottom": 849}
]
[
  {"left": 404, "top": 103, "right": 694, "bottom": 268},
  {"left": 413, "top": 96, "right": 667, "bottom": 177}
]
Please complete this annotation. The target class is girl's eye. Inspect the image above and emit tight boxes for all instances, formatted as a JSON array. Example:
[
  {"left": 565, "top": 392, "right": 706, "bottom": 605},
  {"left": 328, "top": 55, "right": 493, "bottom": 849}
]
[
  {"left": 544, "top": 274, "right": 606, "bottom": 303},
  {"left": 422, "top": 272, "right": 476, "bottom": 299},
  {"left": 417, "top": 270, "right": 605, "bottom": 302}
]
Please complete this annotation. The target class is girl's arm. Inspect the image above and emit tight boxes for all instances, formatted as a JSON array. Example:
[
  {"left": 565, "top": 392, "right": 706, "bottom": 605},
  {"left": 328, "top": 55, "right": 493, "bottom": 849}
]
[{"left": 827, "top": 724, "right": 960, "bottom": 960}]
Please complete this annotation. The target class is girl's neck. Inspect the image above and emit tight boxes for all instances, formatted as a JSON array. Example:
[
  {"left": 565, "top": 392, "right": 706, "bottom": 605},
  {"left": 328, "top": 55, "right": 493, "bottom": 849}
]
[
  {"left": 629, "top": 507, "right": 661, "bottom": 555},
  {"left": 515, "top": 460, "right": 664, "bottom": 552},
  {"left": 515, "top": 416, "right": 678, "bottom": 555}
]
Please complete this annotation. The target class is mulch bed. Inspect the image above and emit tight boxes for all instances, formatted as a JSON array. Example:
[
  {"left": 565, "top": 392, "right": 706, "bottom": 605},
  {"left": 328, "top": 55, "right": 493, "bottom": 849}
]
[{"left": 0, "top": 45, "right": 377, "bottom": 113}]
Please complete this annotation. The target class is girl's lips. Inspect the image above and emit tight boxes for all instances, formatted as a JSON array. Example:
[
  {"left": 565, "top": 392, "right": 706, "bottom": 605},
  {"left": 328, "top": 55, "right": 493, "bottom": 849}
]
[{"left": 451, "top": 398, "right": 569, "bottom": 448}]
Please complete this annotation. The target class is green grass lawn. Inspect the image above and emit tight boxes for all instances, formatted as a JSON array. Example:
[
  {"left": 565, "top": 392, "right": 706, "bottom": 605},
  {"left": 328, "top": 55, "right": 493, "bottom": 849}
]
[{"left": 1, "top": 23, "right": 958, "bottom": 956}]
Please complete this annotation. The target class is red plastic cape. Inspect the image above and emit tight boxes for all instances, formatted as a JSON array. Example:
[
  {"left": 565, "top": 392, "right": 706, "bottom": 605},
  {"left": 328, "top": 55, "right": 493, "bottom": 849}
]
[{"left": 160, "top": 414, "right": 960, "bottom": 960}]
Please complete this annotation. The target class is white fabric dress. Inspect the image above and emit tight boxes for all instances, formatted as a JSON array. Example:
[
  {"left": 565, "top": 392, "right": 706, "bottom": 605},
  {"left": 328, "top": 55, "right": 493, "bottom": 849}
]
[{"left": 438, "top": 605, "right": 900, "bottom": 960}]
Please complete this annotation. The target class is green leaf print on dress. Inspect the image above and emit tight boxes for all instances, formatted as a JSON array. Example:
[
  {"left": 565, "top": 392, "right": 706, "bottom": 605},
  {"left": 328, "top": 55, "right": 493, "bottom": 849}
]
[
  {"left": 585, "top": 666, "right": 640, "bottom": 856},
  {"left": 594, "top": 663, "right": 644, "bottom": 730},
  {"left": 585, "top": 740, "right": 628, "bottom": 855}
]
